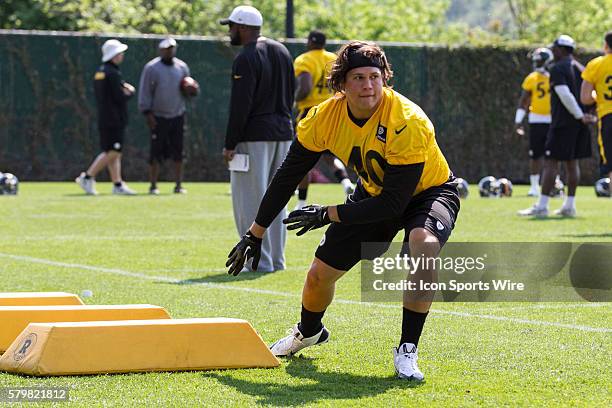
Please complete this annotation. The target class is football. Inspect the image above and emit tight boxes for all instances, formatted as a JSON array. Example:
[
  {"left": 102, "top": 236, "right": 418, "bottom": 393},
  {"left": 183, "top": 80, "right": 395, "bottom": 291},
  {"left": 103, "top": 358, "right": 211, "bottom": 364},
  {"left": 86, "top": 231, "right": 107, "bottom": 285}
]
[{"left": 180, "top": 76, "right": 199, "bottom": 97}]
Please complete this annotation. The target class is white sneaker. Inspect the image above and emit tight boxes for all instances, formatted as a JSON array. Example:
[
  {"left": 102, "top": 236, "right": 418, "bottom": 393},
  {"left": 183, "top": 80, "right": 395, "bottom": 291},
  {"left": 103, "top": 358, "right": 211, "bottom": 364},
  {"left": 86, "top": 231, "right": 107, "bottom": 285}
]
[
  {"left": 553, "top": 207, "right": 576, "bottom": 217},
  {"left": 527, "top": 188, "right": 539, "bottom": 197},
  {"left": 517, "top": 205, "right": 548, "bottom": 217},
  {"left": 393, "top": 343, "right": 424, "bottom": 381},
  {"left": 269, "top": 324, "right": 330, "bottom": 357},
  {"left": 112, "top": 183, "right": 136, "bottom": 195},
  {"left": 75, "top": 172, "right": 97, "bottom": 195}
]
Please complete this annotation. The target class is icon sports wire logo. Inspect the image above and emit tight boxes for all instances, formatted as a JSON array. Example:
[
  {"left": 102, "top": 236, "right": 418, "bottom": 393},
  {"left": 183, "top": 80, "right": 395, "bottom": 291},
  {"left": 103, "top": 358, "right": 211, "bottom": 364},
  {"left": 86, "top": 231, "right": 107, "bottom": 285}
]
[{"left": 360, "top": 242, "right": 612, "bottom": 302}]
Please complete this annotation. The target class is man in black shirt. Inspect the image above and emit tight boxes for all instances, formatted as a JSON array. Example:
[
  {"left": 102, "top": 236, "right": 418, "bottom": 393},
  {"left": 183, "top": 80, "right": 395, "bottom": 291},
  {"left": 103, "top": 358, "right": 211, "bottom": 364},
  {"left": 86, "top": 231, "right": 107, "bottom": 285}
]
[
  {"left": 519, "top": 35, "right": 596, "bottom": 217},
  {"left": 76, "top": 39, "right": 136, "bottom": 195},
  {"left": 220, "top": 5, "right": 295, "bottom": 272}
]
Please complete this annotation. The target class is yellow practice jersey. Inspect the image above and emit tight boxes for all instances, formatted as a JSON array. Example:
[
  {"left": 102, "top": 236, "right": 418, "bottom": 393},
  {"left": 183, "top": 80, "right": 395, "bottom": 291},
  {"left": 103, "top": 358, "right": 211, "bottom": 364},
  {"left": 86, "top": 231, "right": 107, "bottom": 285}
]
[
  {"left": 294, "top": 49, "right": 337, "bottom": 111},
  {"left": 297, "top": 88, "right": 450, "bottom": 197},
  {"left": 582, "top": 54, "right": 612, "bottom": 119},
  {"left": 521, "top": 71, "right": 550, "bottom": 115}
]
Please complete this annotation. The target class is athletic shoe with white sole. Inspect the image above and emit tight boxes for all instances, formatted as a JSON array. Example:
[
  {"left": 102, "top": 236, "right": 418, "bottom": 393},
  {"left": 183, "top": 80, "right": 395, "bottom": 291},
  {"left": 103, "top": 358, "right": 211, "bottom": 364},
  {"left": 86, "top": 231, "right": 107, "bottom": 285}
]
[
  {"left": 75, "top": 172, "right": 97, "bottom": 195},
  {"left": 269, "top": 323, "right": 330, "bottom": 357},
  {"left": 393, "top": 342, "right": 424, "bottom": 381},
  {"left": 112, "top": 183, "right": 136, "bottom": 195},
  {"left": 553, "top": 207, "right": 576, "bottom": 217},
  {"left": 517, "top": 205, "right": 548, "bottom": 217},
  {"left": 527, "top": 189, "right": 539, "bottom": 197}
]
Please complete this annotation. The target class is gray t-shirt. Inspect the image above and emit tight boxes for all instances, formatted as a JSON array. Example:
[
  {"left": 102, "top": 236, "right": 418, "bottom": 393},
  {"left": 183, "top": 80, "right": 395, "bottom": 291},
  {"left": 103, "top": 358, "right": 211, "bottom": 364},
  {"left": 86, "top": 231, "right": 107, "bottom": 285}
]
[{"left": 138, "top": 57, "right": 190, "bottom": 118}]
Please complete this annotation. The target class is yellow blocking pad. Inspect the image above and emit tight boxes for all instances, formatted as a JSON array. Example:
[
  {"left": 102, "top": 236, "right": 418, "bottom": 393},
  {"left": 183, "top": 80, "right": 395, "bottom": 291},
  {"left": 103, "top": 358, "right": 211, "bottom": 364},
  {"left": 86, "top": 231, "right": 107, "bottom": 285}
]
[
  {"left": 0, "top": 305, "right": 170, "bottom": 353},
  {"left": 0, "top": 318, "right": 280, "bottom": 375},
  {"left": 0, "top": 292, "right": 84, "bottom": 306}
]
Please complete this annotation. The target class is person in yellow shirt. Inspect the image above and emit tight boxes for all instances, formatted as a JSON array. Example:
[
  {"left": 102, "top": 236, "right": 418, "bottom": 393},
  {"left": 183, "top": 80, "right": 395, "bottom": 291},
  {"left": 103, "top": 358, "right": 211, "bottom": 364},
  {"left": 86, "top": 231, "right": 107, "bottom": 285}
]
[
  {"left": 226, "top": 41, "right": 460, "bottom": 381},
  {"left": 581, "top": 31, "right": 612, "bottom": 182},
  {"left": 514, "top": 48, "right": 553, "bottom": 196},
  {"left": 294, "top": 31, "right": 353, "bottom": 210}
]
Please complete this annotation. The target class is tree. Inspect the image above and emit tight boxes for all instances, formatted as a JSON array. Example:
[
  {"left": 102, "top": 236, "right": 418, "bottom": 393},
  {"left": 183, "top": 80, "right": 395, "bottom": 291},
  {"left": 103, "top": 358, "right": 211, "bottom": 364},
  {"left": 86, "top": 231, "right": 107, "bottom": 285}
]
[
  {"left": 1, "top": 0, "right": 608, "bottom": 48},
  {"left": 506, "top": 0, "right": 611, "bottom": 49}
]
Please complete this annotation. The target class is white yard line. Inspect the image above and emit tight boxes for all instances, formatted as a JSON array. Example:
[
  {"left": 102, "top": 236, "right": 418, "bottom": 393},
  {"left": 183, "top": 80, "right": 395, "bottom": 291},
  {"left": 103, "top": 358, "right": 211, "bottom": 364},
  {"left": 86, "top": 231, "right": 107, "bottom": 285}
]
[{"left": 1, "top": 252, "right": 610, "bottom": 334}]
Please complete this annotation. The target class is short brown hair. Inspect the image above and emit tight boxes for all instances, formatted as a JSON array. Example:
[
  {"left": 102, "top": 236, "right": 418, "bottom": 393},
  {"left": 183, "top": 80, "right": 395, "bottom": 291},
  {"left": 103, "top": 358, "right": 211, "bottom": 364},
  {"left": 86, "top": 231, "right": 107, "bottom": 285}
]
[
  {"left": 328, "top": 41, "right": 393, "bottom": 93},
  {"left": 605, "top": 31, "right": 612, "bottom": 49}
]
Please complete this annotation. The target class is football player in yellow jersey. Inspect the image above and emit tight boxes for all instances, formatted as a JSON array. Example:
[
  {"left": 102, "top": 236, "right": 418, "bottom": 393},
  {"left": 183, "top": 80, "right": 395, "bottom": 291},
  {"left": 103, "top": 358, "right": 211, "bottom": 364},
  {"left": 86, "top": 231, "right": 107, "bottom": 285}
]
[
  {"left": 514, "top": 48, "right": 553, "bottom": 196},
  {"left": 581, "top": 31, "right": 612, "bottom": 182},
  {"left": 226, "top": 41, "right": 460, "bottom": 381},
  {"left": 294, "top": 31, "right": 354, "bottom": 210}
]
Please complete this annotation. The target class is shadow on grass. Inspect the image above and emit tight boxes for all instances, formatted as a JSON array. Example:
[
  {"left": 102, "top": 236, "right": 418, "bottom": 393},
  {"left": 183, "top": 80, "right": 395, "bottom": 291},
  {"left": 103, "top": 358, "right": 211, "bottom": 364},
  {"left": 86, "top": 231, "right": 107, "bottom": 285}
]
[
  {"left": 172, "top": 271, "right": 277, "bottom": 285},
  {"left": 62, "top": 193, "right": 154, "bottom": 198},
  {"left": 561, "top": 233, "right": 612, "bottom": 238},
  {"left": 526, "top": 216, "right": 581, "bottom": 222},
  {"left": 204, "top": 356, "right": 420, "bottom": 406}
]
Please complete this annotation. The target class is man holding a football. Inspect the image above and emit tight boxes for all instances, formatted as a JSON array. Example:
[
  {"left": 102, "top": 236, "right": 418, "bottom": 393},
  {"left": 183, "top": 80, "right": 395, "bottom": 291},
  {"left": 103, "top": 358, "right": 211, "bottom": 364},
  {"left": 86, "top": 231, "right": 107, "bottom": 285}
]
[{"left": 138, "top": 37, "right": 199, "bottom": 195}]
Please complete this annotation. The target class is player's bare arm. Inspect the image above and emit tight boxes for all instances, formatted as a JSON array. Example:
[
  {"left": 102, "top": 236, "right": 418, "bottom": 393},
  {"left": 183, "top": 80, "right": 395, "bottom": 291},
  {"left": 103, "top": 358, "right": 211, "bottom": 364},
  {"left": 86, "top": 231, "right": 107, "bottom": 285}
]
[
  {"left": 295, "top": 72, "right": 313, "bottom": 101},
  {"left": 580, "top": 79, "right": 596, "bottom": 106}
]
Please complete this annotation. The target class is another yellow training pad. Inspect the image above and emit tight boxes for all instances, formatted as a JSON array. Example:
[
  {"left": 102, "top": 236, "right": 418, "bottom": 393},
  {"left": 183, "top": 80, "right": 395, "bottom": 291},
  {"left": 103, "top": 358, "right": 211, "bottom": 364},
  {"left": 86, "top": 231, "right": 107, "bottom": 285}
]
[
  {"left": 0, "top": 318, "right": 280, "bottom": 375},
  {"left": 0, "top": 292, "right": 84, "bottom": 306},
  {"left": 0, "top": 305, "right": 170, "bottom": 353}
]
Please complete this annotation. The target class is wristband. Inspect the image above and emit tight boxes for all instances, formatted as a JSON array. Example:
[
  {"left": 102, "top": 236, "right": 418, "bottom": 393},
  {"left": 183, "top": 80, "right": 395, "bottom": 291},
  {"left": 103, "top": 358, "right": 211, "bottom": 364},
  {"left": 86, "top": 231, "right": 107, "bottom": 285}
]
[{"left": 514, "top": 108, "right": 526, "bottom": 124}]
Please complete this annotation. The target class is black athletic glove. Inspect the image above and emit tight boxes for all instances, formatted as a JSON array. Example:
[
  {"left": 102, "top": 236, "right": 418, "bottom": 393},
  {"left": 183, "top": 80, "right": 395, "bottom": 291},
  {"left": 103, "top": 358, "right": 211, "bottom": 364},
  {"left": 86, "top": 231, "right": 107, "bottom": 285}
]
[
  {"left": 283, "top": 204, "right": 331, "bottom": 236},
  {"left": 226, "top": 231, "right": 262, "bottom": 276}
]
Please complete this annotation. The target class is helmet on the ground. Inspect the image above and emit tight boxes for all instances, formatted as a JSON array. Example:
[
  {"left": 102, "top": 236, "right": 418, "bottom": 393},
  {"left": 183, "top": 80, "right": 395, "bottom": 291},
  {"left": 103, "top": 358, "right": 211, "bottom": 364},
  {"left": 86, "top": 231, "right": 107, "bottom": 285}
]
[
  {"left": 550, "top": 177, "right": 565, "bottom": 197},
  {"left": 455, "top": 178, "right": 469, "bottom": 199},
  {"left": 594, "top": 178, "right": 610, "bottom": 197},
  {"left": 0, "top": 173, "right": 19, "bottom": 195},
  {"left": 497, "top": 178, "right": 513, "bottom": 197},
  {"left": 478, "top": 176, "right": 499, "bottom": 197}
]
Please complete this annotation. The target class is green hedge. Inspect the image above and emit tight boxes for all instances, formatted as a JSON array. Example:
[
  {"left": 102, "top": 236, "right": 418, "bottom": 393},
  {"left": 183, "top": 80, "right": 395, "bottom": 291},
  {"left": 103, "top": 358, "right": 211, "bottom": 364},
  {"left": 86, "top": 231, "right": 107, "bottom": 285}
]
[{"left": 0, "top": 30, "right": 602, "bottom": 185}]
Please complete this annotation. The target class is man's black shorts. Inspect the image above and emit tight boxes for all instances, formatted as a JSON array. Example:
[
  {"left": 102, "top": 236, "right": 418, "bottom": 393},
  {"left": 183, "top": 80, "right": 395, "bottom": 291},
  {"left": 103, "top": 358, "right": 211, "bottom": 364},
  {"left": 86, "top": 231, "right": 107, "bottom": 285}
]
[
  {"left": 574, "top": 123, "right": 592, "bottom": 159},
  {"left": 545, "top": 124, "right": 591, "bottom": 161},
  {"left": 599, "top": 113, "right": 612, "bottom": 165},
  {"left": 528, "top": 123, "right": 549, "bottom": 159},
  {"left": 149, "top": 115, "right": 185, "bottom": 163},
  {"left": 315, "top": 178, "right": 461, "bottom": 271},
  {"left": 99, "top": 126, "right": 124, "bottom": 152}
]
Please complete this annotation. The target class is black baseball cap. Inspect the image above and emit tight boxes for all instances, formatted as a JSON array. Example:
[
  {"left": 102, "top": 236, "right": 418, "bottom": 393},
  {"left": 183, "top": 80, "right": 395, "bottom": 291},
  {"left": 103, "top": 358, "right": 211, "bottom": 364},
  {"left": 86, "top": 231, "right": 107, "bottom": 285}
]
[{"left": 308, "top": 30, "right": 326, "bottom": 46}]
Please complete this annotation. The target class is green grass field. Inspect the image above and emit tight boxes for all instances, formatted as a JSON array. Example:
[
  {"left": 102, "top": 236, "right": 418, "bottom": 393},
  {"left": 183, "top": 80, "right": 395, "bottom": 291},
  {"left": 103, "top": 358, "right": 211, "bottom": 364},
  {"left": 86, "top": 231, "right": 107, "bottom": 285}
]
[{"left": 0, "top": 182, "right": 610, "bottom": 407}]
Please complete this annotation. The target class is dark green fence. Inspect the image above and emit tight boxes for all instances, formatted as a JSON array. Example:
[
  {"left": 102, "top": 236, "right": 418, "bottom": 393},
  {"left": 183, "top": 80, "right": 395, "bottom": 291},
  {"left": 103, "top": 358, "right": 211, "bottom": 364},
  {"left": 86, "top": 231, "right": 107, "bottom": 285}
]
[{"left": 0, "top": 30, "right": 602, "bottom": 184}]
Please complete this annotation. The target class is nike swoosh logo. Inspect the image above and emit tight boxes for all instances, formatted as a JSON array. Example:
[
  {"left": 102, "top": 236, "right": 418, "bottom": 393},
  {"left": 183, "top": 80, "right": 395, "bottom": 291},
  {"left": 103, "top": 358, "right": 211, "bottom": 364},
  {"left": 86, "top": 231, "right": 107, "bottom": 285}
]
[
  {"left": 233, "top": 75, "right": 242, "bottom": 79},
  {"left": 395, "top": 125, "right": 407, "bottom": 135}
]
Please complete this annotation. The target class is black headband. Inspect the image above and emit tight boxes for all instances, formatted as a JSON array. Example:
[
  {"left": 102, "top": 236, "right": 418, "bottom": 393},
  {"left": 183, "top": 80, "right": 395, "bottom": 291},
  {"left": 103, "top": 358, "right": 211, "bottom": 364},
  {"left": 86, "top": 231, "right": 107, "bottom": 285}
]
[{"left": 346, "top": 49, "right": 383, "bottom": 72}]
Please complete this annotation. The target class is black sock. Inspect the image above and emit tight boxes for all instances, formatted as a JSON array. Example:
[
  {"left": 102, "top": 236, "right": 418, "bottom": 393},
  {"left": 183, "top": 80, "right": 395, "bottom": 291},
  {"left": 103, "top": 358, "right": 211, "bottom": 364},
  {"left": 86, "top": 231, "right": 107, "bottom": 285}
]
[
  {"left": 84, "top": 174, "right": 92, "bottom": 180},
  {"left": 334, "top": 169, "right": 348, "bottom": 182},
  {"left": 150, "top": 182, "right": 157, "bottom": 189},
  {"left": 114, "top": 182, "right": 122, "bottom": 187},
  {"left": 399, "top": 307, "right": 428, "bottom": 348},
  {"left": 298, "top": 304, "right": 325, "bottom": 337},
  {"left": 298, "top": 188, "right": 308, "bottom": 200}
]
